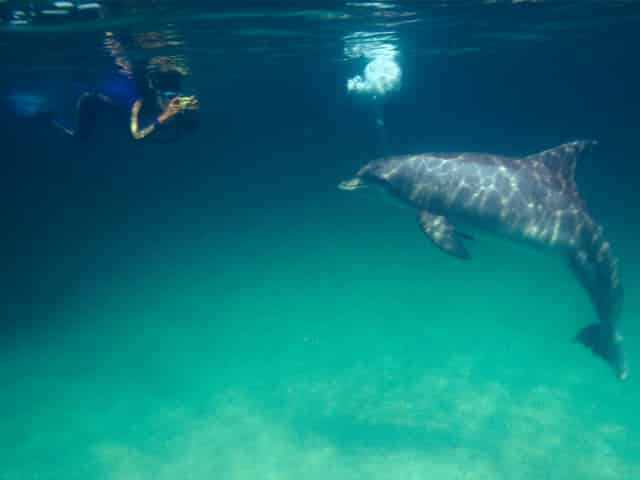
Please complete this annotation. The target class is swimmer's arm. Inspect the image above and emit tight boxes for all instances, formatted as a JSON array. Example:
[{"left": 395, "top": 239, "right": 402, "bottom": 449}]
[
  {"left": 130, "top": 100, "right": 172, "bottom": 140},
  {"left": 103, "top": 32, "right": 134, "bottom": 77}
]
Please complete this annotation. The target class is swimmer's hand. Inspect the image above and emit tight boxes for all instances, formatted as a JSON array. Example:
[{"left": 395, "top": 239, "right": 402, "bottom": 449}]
[
  {"left": 162, "top": 96, "right": 199, "bottom": 119},
  {"left": 155, "top": 96, "right": 200, "bottom": 126},
  {"left": 175, "top": 95, "right": 200, "bottom": 111}
]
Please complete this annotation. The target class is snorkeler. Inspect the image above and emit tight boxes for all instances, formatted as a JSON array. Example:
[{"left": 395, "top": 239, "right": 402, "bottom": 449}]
[
  {"left": 54, "top": 63, "right": 200, "bottom": 142},
  {"left": 3, "top": 32, "right": 200, "bottom": 142}
]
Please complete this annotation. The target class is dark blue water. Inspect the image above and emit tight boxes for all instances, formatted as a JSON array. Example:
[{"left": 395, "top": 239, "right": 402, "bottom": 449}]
[{"left": 1, "top": 2, "right": 639, "bottom": 479}]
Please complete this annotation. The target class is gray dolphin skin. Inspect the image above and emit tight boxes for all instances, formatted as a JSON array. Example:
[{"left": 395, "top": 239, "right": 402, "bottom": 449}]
[{"left": 339, "top": 141, "right": 627, "bottom": 380}]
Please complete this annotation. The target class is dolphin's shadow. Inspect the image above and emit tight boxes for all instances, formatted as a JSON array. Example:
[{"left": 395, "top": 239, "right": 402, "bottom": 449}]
[{"left": 293, "top": 413, "right": 462, "bottom": 452}]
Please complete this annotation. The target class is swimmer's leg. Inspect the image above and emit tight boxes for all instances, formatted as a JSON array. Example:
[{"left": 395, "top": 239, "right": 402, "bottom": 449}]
[{"left": 52, "top": 92, "right": 100, "bottom": 141}]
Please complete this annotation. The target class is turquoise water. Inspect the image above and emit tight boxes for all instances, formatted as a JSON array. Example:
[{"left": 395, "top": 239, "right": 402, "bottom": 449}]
[{"left": 1, "top": 2, "right": 640, "bottom": 479}]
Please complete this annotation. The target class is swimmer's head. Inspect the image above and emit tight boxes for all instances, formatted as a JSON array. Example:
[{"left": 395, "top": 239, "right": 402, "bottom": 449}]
[
  {"left": 146, "top": 65, "right": 184, "bottom": 106},
  {"left": 145, "top": 60, "right": 199, "bottom": 133}
]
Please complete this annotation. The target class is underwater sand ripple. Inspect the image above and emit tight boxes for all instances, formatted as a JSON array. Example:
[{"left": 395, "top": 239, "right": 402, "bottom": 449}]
[{"left": 89, "top": 355, "right": 639, "bottom": 480}]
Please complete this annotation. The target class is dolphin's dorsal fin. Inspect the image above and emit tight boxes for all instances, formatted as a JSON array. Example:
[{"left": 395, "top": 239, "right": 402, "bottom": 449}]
[{"left": 526, "top": 140, "right": 598, "bottom": 186}]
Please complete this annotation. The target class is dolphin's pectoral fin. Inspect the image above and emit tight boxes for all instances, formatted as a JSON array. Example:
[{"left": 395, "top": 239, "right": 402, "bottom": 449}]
[
  {"left": 418, "top": 211, "right": 470, "bottom": 260},
  {"left": 574, "top": 323, "right": 628, "bottom": 381}
]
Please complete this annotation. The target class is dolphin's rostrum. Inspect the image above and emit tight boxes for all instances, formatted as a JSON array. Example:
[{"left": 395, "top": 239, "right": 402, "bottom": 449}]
[{"left": 340, "top": 141, "right": 627, "bottom": 380}]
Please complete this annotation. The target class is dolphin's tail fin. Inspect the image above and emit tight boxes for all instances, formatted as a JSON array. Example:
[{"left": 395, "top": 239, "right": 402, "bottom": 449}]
[
  {"left": 568, "top": 216, "right": 627, "bottom": 381},
  {"left": 574, "top": 323, "right": 628, "bottom": 381}
]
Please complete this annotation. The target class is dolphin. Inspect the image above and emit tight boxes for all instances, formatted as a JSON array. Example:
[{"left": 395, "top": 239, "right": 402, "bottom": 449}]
[{"left": 339, "top": 141, "right": 627, "bottom": 380}]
